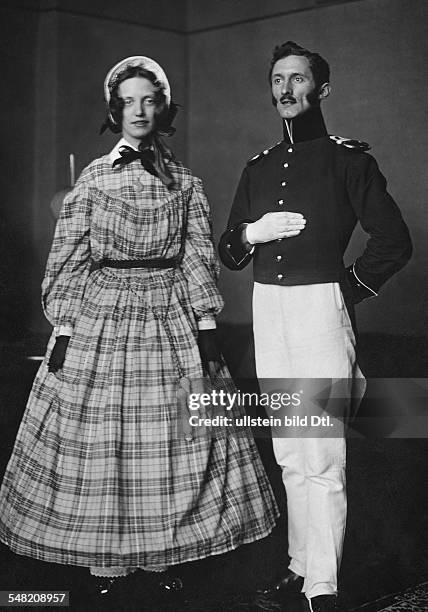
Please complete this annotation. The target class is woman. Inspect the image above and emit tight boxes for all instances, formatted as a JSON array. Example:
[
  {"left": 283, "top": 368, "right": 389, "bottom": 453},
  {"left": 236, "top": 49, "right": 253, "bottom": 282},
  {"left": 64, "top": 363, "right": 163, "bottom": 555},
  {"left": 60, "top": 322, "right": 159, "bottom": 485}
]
[{"left": 0, "top": 56, "right": 278, "bottom": 593}]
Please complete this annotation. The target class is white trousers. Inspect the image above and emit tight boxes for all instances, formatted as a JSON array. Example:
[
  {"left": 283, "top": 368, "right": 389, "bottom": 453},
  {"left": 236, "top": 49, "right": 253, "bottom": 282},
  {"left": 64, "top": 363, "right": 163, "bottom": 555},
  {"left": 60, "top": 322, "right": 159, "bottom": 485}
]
[{"left": 253, "top": 282, "right": 365, "bottom": 600}]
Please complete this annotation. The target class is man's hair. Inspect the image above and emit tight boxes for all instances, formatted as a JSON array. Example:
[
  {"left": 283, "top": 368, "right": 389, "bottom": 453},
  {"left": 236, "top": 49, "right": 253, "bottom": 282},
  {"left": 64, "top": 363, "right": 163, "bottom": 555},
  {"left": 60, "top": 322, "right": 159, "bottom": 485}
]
[
  {"left": 269, "top": 40, "right": 330, "bottom": 91},
  {"left": 107, "top": 65, "right": 177, "bottom": 135}
]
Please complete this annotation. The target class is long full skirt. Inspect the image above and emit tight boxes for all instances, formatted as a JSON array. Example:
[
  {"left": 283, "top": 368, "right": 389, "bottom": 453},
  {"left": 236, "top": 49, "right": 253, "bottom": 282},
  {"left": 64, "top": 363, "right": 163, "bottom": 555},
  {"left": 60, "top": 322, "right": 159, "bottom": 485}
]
[{"left": 0, "top": 268, "right": 278, "bottom": 568}]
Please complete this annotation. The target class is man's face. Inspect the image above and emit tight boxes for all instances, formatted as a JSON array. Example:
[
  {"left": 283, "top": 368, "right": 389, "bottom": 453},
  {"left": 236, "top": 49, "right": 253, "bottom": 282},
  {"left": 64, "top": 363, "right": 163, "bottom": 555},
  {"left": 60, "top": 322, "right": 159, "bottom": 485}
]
[
  {"left": 271, "top": 55, "right": 318, "bottom": 120},
  {"left": 119, "top": 77, "right": 159, "bottom": 147}
]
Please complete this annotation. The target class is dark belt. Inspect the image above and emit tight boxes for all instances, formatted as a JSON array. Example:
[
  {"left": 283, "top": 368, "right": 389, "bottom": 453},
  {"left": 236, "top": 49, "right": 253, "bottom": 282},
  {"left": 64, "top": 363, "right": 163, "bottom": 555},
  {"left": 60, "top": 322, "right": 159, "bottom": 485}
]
[{"left": 99, "top": 257, "right": 179, "bottom": 269}]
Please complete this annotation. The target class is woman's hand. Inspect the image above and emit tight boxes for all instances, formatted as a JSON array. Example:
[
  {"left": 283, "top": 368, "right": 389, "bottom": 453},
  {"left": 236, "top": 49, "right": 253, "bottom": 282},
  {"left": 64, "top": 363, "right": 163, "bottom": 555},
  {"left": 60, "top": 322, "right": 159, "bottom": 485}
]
[
  {"left": 48, "top": 336, "right": 70, "bottom": 373},
  {"left": 246, "top": 211, "right": 306, "bottom": 244},
  {"left": 197, "top": 329, "right": 222, "bottom": 379}
]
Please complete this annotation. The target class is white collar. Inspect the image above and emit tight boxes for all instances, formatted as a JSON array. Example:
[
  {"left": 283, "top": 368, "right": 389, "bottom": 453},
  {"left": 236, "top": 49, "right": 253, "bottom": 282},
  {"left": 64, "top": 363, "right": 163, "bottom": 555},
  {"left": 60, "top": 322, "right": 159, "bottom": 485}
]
[{"left": 109, "top": 138, "right": 138, "bottom": 164}]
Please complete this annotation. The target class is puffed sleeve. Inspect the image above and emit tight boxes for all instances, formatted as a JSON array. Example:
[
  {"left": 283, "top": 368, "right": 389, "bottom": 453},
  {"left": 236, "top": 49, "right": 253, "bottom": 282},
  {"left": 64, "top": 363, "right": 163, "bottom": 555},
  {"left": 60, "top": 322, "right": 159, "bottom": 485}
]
[
  {"left": 181, "top": 177, "right": 224, "bottom": 327},
  {"left": 346, "top": 153, "right": 412, "bottom": 294},
  {"left": 42, "top": 183, "right": 92, "bottom": 331},
  {"left": 218, "top": 167, "right": 254, "bottom": 270}
]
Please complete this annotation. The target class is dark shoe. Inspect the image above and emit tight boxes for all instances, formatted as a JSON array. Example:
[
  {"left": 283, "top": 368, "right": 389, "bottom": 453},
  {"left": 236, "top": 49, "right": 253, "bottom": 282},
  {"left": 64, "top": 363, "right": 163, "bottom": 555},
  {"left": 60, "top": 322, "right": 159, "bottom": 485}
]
[
  {"left": 133, "top": 570, "right": 186, "bottom": 610},
  {"left": 260, "top": 569, "right": 304, "bottom": 596},
  {"left": 155, "top": 572, "right": 187, "bottom": 609},
  {"left": 272, "top": 569, "right": 304, "bottom": 594},
  {"left": 252, "top": 570, "right": 304, "bottom": 610},
  {"left": 158, "top": 573, "right": 184, "bottom": 592},
  {"left": 309, "top": 594, "right": 341, "bottom": 612},
  {"left": 95, "top": 575, "right": 121, "bottom": 596},
  {"left": 94, "top": 571, "right": 140, "bottom": 598}
]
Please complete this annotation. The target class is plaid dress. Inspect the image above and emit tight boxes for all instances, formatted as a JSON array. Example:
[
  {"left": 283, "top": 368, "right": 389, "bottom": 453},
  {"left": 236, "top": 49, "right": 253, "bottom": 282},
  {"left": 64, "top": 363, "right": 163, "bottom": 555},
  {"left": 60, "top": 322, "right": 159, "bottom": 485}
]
[{"left": 0, "top": 143, "right": 278, "bottom": 569}]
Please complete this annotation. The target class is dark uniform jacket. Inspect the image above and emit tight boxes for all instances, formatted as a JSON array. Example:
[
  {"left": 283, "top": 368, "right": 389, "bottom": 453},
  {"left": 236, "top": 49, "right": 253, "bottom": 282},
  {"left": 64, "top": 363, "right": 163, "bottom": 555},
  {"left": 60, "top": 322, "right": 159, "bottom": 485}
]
[{"left": 218, "top": 108, "right": 412, "bottom": 303}]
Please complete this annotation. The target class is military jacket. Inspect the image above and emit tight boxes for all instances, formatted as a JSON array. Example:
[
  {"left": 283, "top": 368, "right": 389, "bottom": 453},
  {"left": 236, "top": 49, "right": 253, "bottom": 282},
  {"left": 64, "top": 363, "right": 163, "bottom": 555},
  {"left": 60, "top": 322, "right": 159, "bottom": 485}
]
[{"left": 219, "top": 135, "right": 412, "bottom": 296}]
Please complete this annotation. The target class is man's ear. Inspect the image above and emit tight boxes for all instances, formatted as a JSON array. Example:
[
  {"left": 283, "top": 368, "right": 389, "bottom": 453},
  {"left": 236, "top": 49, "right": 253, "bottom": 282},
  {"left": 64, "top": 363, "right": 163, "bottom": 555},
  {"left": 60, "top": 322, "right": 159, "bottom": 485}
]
[{"left": 318, "top": 82, "right": 331, "bottom": 100}]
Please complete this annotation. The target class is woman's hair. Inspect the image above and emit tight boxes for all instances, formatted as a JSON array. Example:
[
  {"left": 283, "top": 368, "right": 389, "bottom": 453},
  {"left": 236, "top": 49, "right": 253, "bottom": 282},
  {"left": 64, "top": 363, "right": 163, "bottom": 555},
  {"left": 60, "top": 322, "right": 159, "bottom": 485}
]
[
  {"left": 268, "top": 40, "right": 330, "bottom": 91},
  {"left": 104, "top": 65, "right": 178, "bottom": 136}
]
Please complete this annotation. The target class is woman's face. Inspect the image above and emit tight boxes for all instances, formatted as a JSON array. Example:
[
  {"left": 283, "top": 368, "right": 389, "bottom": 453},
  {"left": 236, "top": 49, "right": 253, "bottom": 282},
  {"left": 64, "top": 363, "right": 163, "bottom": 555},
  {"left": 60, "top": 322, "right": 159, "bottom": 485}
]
[{"left": 118, "top": 77, "right": 159, "bottom": 147}]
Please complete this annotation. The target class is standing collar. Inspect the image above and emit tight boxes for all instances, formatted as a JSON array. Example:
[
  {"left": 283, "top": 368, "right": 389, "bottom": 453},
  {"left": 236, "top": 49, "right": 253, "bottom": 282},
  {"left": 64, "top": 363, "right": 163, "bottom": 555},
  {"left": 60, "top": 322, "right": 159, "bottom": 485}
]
[{"left": 283, "top": 106, "right": 328, "bottom": 144}]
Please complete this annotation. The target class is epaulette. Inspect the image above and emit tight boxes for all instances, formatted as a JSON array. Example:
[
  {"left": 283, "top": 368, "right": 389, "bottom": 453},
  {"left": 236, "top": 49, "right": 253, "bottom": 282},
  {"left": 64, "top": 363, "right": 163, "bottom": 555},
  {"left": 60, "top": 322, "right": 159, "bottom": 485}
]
[
  {"left": 247, "top": 141, "right": 282, "bottom": 166},
  {"left": 329, "top": 135, "right": 370, "bottom": 152}
]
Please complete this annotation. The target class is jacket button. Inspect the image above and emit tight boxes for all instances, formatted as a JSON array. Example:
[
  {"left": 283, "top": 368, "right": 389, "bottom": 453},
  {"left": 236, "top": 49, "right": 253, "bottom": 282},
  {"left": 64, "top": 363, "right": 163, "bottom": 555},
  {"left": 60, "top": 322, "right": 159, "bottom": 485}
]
[
  {"left": 287, "top": 147, "right": 293, "bottom": 153},
  {"left": 283, "top": 162, "right": 289, "bottom": 168},
  {"left": 277, "top": 274, "right": 284, "bottom": 280},
  {"left": 278, "top": 199, "right": 284, "bottom": 206},
  {"left": 226, "top": 243, "right": 231, "bottom": 249},
  {"left": 277, "top": 238, "right": 282, "bottom": 242},
  {"left": 276, "top": 255, "right": 282, "bottom": 261},
  {"left": 281, "top": 181, "right": 287, "bottom": 187}
]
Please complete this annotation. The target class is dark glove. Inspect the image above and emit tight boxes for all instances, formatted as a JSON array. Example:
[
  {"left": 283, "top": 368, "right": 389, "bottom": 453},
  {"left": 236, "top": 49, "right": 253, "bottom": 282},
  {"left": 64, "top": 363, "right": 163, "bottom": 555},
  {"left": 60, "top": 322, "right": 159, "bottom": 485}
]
[
  {"left": 48, "top": 336, "right": 70, "bottom": 373},
  {"left": 197, "top": 329, "right": 221, "bottom": 378}
]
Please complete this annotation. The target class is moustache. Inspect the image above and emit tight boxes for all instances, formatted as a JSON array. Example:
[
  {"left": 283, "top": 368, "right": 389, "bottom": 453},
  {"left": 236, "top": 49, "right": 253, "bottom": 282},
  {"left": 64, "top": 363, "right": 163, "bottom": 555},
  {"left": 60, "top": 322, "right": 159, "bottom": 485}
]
[{"left": 280, "top": 95, "right": 296, "bottom": 104}]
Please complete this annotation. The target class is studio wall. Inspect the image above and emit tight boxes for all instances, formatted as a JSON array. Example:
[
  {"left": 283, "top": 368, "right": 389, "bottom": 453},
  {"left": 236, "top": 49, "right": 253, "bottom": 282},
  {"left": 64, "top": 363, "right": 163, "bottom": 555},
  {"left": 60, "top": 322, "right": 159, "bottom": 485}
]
[{"left": 0, "top": 4, "right": 39, "bottom": 339}]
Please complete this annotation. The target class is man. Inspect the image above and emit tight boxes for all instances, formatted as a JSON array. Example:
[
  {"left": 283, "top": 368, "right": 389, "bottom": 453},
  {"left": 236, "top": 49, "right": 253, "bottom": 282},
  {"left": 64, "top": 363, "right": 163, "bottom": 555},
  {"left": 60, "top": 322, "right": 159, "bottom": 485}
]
[{"left": 218, "top": 41, "right": 412, "bottom": 612}]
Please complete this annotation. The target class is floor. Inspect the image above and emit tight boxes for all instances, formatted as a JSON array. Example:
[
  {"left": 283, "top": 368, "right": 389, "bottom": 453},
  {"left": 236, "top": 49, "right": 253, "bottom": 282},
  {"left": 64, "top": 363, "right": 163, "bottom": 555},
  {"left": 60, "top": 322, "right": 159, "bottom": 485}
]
[{"left": 0, "top": 327, "right": 427, "bottom": 611}]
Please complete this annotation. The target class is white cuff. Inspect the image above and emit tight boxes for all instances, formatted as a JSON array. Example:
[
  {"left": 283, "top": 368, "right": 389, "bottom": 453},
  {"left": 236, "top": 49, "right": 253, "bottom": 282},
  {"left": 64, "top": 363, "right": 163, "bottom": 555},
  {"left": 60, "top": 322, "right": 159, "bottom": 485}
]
[
  {"left": 197, "top": 318, "right": 216, "bottom": 331},
  {"left": 244, "top": 223, "right": 257, "bottom": 248},
  {"left": 55, "top": 325, "right": 73, "bottom": 337}
]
